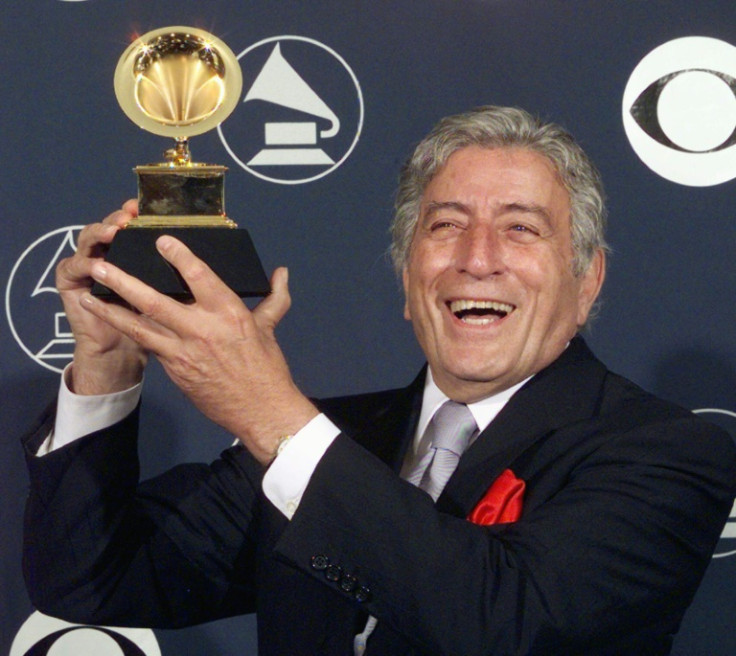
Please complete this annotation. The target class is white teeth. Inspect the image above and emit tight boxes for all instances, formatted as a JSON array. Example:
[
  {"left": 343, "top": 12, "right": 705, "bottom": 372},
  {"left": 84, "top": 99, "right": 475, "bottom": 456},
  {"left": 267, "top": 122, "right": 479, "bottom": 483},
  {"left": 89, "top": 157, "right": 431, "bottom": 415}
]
[
  {"left": 449, "top": 299, "right": 514, "bottom": 314},
  {"left": 460, "top": 315, "right": 497, "bottom": 325},
  {"left": 449, "top": 299, "right": 514, "bottom": 325}
]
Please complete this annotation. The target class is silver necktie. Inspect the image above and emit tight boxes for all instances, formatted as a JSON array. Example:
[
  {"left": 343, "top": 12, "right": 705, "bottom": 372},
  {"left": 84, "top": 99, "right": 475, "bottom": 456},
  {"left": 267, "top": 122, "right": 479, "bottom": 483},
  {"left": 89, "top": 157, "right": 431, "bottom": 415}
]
[{"left": 406, "top": 400, "right": 478, "bottom": 500}]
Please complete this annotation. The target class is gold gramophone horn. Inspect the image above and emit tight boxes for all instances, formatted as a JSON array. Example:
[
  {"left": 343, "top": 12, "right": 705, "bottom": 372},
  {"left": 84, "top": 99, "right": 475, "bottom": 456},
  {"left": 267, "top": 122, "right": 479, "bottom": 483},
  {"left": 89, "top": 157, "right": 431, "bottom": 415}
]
[{"left": 114, "top": 26, "right": 243, "bottom": 140}]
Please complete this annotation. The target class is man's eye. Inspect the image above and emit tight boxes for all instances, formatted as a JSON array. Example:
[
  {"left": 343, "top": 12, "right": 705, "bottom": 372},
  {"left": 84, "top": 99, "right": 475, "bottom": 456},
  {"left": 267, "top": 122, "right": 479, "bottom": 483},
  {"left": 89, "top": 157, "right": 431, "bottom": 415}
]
[
  {"left": 430, "top": 221, "right": 461, "bottom": 232},
  {"left": 507, "top": 224, "right": 540, "bottom": 240}
]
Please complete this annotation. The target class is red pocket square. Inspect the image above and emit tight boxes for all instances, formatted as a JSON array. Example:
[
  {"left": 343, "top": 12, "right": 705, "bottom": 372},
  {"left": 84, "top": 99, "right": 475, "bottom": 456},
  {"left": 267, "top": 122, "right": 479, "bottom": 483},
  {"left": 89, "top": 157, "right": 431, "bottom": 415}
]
[{"left": 467, "top": 468, "right": 525, "bottom": 526}]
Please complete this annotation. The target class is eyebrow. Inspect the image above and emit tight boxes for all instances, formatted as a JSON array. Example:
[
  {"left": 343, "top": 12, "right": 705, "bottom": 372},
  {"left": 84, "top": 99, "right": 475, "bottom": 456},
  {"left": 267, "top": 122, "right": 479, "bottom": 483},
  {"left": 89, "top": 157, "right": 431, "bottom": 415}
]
[
  {"left": 423, "top": 201, "right": 471, "bottom": 219},
  {"left": 504, "top": 202, "right": 554, "bottom": 229}
]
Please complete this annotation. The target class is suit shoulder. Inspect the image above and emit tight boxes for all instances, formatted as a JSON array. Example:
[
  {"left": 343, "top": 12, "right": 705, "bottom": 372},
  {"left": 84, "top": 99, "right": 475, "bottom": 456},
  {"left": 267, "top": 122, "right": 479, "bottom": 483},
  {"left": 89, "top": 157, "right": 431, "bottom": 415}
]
[
  {"left": 598, "top": 370, "right": 736, "bottom": 461},
  {"left": 598, "top": 371, "right": 691, "bottom": 419},
  {"left": 315, "top": 387, "right": 407, "bottom": 434}
]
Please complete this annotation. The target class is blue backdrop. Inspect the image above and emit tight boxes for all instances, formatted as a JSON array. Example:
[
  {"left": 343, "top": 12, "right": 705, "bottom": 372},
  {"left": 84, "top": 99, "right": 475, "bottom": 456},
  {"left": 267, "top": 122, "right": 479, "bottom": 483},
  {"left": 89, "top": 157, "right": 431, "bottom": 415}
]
[{"left": 2, "top": 1, "right": 735, "bottom": 653}]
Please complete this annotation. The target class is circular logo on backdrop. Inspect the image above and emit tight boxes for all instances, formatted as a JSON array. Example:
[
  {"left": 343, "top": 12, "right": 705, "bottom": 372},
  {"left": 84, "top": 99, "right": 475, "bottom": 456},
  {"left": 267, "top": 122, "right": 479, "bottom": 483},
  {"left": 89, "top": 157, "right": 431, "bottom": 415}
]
[
  {"left": 622, "top": 36, "right": 736, "bottom": 186},
  {"left": 10, "top": 612, "right": 160, "bottom": 656},
  {"left": 5, "top": 227, "right": 83, "bottom": 373},
  {"left": 694, "top": 408, "right": 736, "bottom": 558},
  {"left": 218, "top": 35, "right": 364, "bottom": 185}
]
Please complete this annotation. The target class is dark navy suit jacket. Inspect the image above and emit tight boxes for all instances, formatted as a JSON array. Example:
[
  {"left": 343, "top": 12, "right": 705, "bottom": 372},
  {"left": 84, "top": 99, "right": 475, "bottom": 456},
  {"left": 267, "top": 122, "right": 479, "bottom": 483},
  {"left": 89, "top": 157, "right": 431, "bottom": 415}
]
[{"left": 23, "top": 337, "right": 736, "bottom": 655}]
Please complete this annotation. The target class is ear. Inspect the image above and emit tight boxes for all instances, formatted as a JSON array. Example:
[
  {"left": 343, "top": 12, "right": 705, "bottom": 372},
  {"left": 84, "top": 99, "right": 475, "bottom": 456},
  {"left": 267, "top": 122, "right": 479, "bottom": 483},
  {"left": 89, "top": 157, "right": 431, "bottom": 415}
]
[
  {"left": 576, "top": 249, "right": 606, "bottom": 326},
  {"left": 402, "top": 267, "right": 412, "bottom": 321}
]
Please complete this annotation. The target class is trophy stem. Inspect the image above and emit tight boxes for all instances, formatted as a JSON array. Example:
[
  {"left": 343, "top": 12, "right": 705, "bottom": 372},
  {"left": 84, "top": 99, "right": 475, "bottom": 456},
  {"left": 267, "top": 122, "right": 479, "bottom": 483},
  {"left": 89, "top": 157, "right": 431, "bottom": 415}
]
[{"left": 166, "top": 138, "right": 191, "bottom": 166}]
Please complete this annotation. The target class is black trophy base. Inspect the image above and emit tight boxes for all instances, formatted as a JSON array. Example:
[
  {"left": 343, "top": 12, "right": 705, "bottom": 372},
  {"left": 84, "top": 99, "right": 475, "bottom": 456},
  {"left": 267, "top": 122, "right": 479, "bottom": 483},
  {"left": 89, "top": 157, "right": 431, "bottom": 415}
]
[{"left": 91, "top": 228, "right": 270, "bottom": 300}]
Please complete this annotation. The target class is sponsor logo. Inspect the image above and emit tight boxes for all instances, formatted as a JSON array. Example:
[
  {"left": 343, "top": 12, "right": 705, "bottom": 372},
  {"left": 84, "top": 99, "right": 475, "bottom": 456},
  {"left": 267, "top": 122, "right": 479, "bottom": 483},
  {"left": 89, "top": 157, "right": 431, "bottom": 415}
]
[
  {"left": 694, "top": 408, "right": 736, "bottom": 558},
  {"left": 623, "top": 36, "right": 736, "bottom": 186},
  {"left": 11, "top": 612, "right": 160, "bottom": 656},
  {"left": 5, "top": 227, "right": 83, "bottom": 373},
  {"left": 218, "top": 35, "right": 364, "bottom": 184}
]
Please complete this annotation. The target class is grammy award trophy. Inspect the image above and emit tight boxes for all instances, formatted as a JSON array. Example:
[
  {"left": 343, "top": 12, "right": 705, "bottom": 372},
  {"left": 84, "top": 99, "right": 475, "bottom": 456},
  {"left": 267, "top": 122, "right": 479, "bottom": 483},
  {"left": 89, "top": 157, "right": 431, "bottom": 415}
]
[{"left": 92, "top": 26, "right": 269, "bottom": 299}]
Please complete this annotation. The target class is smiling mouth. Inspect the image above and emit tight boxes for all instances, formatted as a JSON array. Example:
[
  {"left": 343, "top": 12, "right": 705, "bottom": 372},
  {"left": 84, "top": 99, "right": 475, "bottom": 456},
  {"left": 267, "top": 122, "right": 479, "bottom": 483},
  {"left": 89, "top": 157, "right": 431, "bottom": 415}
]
[{"left": 448, "top": 299, "right": 515, "bottom": 325}]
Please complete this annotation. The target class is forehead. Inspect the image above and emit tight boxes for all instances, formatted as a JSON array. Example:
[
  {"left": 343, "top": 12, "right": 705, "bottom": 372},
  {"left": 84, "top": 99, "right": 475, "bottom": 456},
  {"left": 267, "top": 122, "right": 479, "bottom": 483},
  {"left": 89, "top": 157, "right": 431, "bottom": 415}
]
[{"left": 422, "top": 146, "right": 570, "bottom": 214}]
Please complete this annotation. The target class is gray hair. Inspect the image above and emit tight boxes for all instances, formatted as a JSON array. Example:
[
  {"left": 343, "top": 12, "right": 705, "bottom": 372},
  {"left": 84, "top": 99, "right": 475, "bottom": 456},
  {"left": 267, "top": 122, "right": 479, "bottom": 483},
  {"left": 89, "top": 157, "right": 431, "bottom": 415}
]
[{"left": 390, "top": 106, "right": 609, "bottom": 277}]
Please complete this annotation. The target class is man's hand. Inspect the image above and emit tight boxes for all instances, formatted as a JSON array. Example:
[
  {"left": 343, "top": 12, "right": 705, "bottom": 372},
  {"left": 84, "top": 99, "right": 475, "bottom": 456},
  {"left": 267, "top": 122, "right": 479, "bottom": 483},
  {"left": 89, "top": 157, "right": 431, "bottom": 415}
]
[
  {"left": 57, "top": 200, "right": 148, "bottom": 395},
  {"left": 77, "top": 234, "right": 319, "bottom": 464}
]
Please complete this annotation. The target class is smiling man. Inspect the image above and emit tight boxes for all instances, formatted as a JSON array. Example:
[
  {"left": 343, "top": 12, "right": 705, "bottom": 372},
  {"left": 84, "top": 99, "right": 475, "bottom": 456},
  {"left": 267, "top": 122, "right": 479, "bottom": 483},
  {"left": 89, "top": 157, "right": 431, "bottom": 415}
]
[
  {"left": 402, "top": 146, "right": 604, "bottom": 402},
  {"left": 23, "top": 106, "right": 736, "bottom": 655}
]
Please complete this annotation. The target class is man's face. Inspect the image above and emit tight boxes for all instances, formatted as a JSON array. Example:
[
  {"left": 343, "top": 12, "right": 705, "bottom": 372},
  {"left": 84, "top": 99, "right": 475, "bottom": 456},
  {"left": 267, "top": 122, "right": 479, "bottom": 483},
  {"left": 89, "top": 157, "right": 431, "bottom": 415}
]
[{"left": 402, "top": 146, "right": 605, "bottom": 402}]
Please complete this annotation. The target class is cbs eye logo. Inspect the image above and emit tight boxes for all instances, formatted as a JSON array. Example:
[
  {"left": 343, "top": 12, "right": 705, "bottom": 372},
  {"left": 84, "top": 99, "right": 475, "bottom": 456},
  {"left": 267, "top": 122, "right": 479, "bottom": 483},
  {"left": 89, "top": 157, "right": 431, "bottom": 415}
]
[
  {"left": 11, "top": 612, "right": 160, "bottom": 656},
  {"left": 623, "top": 36, "right": 736, "bottom": 186}
]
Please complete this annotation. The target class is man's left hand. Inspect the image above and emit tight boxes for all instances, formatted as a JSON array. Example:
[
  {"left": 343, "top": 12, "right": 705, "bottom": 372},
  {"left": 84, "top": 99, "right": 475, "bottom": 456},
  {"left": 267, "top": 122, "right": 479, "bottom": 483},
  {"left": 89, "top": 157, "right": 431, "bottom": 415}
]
[{"left": 79, "top": 234, "right": 319, "bottom": 464}]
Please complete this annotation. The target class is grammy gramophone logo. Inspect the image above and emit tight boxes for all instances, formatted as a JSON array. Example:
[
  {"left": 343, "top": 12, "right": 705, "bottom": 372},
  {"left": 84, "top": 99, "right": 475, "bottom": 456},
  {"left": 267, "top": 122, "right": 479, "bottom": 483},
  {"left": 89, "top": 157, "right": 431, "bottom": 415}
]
[
  {"left": 219, "top": 35, "right": 364, "bottom": 185},
  {"left": 5, "top": 226, "right": 84, "bottom": 373}
]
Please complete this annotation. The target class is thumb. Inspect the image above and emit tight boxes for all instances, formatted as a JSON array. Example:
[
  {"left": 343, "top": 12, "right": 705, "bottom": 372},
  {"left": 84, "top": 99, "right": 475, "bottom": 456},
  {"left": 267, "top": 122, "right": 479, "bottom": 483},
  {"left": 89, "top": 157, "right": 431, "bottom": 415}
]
[{"left": 253, "top": 267, "right": 291, "bottom": 332}]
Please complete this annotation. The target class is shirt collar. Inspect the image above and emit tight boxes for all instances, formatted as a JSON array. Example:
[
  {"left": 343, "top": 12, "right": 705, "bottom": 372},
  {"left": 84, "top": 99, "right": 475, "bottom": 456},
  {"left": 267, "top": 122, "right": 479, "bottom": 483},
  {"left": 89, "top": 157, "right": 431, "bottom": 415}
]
[{"left": 412, "top": 368, "right": 530, "bottom": 457}]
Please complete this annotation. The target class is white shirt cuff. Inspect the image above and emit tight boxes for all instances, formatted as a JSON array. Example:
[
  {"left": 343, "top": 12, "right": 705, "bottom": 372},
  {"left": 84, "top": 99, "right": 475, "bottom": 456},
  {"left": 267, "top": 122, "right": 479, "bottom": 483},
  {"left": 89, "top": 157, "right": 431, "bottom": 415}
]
[
  {"left": 262, "top": 413, "right": 341, "bottom": 519},
  {"left": 38, "top": 364, "right": 143, "bottom": 455}
]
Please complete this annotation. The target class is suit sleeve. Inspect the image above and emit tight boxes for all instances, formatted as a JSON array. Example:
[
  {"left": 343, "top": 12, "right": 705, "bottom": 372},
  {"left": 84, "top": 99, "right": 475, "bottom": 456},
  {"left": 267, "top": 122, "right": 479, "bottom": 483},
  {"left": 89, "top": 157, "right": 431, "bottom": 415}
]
[
  {"left": 22, "top": 402, "right": 267, "bottom": 628},
  {"left": 272, "top": 412, "right": 736, "bottom": 655}
]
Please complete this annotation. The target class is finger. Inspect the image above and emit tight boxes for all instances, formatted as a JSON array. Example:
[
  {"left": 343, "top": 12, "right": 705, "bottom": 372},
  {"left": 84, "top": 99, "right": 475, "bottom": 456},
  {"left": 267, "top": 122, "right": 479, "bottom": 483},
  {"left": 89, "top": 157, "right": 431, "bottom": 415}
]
[
  {"left": 88, "top": 260, "right": 185, "bottom": 331},
  {"left": 121, "top": 198, "right": 139, "bottom": 217},
  {"left": 79, "top": 291, "right": 170, "bottom": 352},
  {"left": 73, "top": 202, "right": 135, "bottom": 259},
  {"left": 74, "top": 222, "right": 118, "bottom": 256},
  {"left": 155, "top": 235, "right": 236, "bottom": 309},
  {"left": 101, "top": 205, "right": 136, "bottom": 229},
  {"left": 58, "top": 224, "right": 119, "bottom": 290},
  {"left": 58, "top": 203, "right": 139, "bottom": 292},
  {"left": 253, "top": 267, "right": 291, "bottom": 332}
]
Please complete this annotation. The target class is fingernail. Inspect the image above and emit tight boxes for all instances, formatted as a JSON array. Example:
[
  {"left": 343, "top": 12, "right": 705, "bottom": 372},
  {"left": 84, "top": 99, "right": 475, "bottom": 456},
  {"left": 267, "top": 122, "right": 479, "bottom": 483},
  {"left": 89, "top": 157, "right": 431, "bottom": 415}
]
[
  {"left": 80, "top": 293, "right": 96, "bottom": 307},
  {"left": 157, "top": 236, "right": 173, "bottom": 252},
  {"left": 91, "top": 264, "right": 107, "bottom": 279}
]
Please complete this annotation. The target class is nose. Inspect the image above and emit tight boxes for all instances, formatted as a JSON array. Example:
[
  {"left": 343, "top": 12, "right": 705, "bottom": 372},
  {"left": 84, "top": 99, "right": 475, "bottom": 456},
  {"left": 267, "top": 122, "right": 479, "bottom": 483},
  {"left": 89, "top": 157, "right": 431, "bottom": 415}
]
[{"left": 454, "top": 224, "right": 506, "bottom": 278}]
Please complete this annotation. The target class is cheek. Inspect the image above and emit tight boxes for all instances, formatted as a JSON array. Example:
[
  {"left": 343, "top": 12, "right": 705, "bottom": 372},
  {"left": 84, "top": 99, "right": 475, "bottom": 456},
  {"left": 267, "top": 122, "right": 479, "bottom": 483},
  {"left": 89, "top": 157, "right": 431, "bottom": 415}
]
[
  {"left": 519, "top": 262, "right": 579, "bottom": 324},
  {"left": 539, "top": 280, "right": 584, "bottom": 335},
  {"left": 402, "top": 252, "right": 438, "bottom": 321}
]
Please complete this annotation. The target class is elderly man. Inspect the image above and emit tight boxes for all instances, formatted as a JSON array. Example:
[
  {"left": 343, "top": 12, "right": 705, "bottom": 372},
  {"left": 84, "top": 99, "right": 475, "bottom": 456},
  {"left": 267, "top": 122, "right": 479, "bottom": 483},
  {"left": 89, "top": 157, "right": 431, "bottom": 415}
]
[{"left": 23, "top": 106, "right": 736, "bottom": 655}]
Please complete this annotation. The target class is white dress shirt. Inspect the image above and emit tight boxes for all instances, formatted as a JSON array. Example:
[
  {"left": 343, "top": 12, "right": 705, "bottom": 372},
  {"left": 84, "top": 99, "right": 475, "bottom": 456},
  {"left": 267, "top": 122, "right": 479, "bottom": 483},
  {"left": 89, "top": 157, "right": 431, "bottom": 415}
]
[{"left": 44, "top": 366, "right": 527, "bottom": 518}]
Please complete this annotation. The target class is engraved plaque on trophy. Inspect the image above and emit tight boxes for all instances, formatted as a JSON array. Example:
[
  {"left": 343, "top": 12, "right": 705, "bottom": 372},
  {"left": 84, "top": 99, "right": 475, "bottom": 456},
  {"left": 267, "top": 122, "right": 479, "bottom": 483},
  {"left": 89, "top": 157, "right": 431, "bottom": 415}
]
[{"left": 92, "top": 26, "right": 269, "bottom": 299}]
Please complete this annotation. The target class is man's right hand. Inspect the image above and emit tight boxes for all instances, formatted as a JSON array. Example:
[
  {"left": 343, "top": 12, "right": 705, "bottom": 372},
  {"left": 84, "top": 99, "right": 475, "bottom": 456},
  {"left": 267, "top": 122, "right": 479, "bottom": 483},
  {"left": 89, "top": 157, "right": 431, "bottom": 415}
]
[{"left": 57, "top": 200, "right": 147, "bottom": 395}]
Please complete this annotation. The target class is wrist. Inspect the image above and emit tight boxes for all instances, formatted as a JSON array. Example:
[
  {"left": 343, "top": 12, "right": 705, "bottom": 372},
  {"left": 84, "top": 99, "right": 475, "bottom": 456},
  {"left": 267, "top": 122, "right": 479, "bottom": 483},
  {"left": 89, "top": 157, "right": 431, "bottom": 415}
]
[
  {"left": 273, "top": 434, "right": 295, "bottom": 459},
  {"left": 70, "top": 350, "right": 146, "bottom": 395},
  {"left": 243, "top": 399, "right": 320, "bottom": 466}
]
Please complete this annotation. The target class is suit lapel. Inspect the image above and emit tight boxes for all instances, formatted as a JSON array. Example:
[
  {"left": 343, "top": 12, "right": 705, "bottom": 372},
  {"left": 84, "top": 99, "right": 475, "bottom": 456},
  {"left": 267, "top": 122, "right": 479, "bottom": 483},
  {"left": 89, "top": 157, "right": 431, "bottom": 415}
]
[
  {"left": 318, "top": 368, "right": 426, "bottom": 473},
  {"left": 355, "top": 372, "right": 425, "bottom": 472},
  {"left": 320, "top": 338, "right": 607, "bottom": 520},
  {"left": 437, "top": 337, "right": 608, "bottom": 517}
]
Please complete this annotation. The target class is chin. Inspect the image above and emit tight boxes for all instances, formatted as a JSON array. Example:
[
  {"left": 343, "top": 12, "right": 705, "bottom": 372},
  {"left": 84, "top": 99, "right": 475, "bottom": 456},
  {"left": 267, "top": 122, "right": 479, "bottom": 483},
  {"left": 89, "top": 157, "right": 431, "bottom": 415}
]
[
  {"left": 442, "top": 348, "right": 513, "bottom": 376},
  {"left": 439, "top": 362, "right": 511, "bottom": 387}
]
